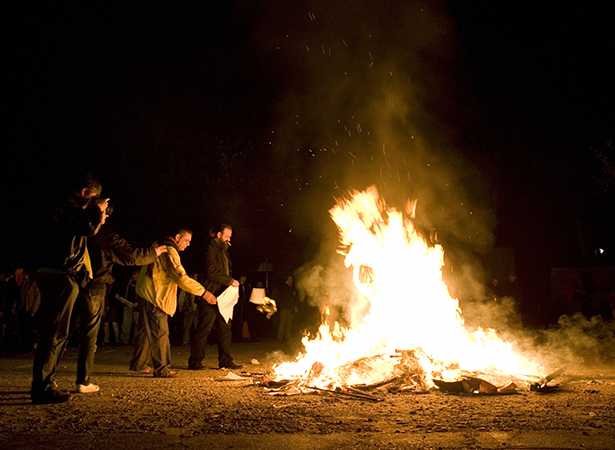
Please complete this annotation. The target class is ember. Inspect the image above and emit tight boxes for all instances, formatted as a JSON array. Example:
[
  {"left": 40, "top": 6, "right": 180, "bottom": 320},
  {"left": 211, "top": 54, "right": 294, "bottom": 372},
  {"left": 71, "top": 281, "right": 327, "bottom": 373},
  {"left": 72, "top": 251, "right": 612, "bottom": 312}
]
[{"left": 267, "top": 187, "right": 547, "bottom": 396}]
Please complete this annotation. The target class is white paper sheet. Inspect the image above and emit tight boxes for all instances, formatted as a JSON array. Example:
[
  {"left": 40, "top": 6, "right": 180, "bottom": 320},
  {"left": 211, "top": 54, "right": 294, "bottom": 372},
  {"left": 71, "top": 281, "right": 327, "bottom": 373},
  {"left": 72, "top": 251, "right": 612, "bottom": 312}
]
[{"left": 217, "top": 285, "right": 239, "bottom": 323}]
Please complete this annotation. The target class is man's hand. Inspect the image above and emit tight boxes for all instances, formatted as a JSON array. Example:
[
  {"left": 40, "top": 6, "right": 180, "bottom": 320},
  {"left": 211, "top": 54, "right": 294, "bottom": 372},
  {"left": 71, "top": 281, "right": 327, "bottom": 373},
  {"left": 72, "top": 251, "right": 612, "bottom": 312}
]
[
  {"left": 95, "top": 197, "right": 110, "bottom": 212},
  {"left": 231, "top": 279, "right": 239, "bottom": 288},
  {"left": 203, "top": 291, "right": 217, "bottom": 305},
  {"left": 154, "top": 244, "right": 168, "bottom": 256}
]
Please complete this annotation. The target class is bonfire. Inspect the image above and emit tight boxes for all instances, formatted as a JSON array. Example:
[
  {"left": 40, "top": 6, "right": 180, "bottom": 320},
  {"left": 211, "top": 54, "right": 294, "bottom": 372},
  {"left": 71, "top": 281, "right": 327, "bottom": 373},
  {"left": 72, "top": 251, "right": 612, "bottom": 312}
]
[{"left": 265, "top": 187, "right": 553, "bottom": 397}]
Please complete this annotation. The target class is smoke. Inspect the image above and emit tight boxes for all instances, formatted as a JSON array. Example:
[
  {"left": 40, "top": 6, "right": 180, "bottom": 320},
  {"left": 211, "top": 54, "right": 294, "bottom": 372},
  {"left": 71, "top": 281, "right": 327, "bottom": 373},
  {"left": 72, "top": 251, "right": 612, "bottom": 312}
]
[
  {"left": 458, "top": 288, "right": 615, "bottom": 368},
  {"left": 241, "top": 0, "right": 493, "bottom": 241},
  {"left": 463, "top": 297, "right": 615, "bottom": 368},
  {"left": 236, "top": 0, "right": 501, "bottom": 329},
  {"left": 528, "top": 314, "right": 615, "bottom": 367}
]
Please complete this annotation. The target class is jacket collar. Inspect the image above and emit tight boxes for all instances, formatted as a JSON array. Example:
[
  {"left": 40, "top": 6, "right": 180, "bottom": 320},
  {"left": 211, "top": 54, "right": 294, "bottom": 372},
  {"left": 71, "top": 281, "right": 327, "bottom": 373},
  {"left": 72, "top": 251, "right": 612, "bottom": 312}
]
[{"left": 160, "top": 236, "right": 179, "bottom": 251}]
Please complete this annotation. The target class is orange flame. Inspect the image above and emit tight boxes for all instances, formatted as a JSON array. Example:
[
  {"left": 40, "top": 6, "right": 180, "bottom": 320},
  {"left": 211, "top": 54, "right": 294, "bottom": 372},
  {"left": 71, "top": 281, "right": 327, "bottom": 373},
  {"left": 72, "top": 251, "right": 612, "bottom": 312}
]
[{"left": 273, "top": 186, "right": 544, "bottom": 388}]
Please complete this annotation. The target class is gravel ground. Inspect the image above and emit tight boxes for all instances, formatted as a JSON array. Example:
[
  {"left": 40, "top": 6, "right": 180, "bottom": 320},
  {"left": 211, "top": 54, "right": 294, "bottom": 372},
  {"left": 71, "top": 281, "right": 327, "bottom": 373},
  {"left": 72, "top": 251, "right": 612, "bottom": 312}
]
[{"left": 1, "top": 340, "right": 614, "bottom": 449}]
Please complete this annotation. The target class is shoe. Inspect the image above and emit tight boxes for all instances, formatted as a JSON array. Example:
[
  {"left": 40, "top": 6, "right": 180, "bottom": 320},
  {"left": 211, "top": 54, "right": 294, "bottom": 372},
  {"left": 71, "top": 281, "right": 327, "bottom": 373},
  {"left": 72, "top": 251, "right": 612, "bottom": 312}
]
[
  {"left": 219, "top": 362, "right": 242, "bottom": 370},
  {"left": 139, "top": 367, "right": 153, "bottom": 374},
  {"left": 188, "top": 364, "right": 205, "bottom": 370},
  {"left": 76, "top": 383, "right": 100, "bottom": 393},
  {"left": 154, "top": 370, "right": 178, "bottom": 378},
  {"left": 32, "top": 387, "right": 71, "bottom": 404}
]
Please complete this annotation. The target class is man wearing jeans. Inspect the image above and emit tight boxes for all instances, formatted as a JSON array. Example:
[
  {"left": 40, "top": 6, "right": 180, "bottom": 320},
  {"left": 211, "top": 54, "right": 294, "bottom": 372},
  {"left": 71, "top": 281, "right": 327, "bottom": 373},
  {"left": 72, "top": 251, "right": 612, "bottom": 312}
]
[
  {"left": 32, "top": 172, "right": 106, "bottom": 404},
  {"left": 69, "top": 206, "right": 166, "bottom": 393}
]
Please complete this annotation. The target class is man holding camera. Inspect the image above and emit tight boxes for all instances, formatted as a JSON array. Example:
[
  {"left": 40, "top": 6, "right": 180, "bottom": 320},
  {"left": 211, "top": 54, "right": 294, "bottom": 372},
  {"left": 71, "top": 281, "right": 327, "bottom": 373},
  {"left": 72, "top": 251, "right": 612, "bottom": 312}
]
[{"left": 31, "top": 172, "right": 108, "bottom": 404}]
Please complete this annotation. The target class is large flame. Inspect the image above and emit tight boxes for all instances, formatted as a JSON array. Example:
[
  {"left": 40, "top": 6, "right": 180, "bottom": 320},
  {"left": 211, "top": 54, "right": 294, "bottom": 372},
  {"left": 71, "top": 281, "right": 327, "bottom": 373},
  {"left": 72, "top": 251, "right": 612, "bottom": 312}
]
[{"left": 273, "top": 186, "right": 544, "bottom": 388}]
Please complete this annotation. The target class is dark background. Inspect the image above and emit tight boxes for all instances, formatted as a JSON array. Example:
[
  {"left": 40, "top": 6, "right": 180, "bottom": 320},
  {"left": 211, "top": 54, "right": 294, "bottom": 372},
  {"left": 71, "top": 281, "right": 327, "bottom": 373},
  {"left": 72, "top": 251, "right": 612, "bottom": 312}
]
[{"left": 3, "top": 2, "right": 613, "bottom": 324}]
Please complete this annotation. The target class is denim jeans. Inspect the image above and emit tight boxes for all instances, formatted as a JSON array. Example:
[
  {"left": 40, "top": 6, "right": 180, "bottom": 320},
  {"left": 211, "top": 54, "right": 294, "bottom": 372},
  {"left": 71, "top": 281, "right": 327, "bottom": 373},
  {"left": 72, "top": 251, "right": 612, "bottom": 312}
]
[{"left": 73, "top": 289, "right": 105, "bottom": 385}]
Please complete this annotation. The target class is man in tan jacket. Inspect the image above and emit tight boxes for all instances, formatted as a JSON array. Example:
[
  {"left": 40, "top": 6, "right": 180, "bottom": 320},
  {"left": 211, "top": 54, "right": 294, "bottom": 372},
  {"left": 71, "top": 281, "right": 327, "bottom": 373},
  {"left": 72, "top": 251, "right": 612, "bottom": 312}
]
[{"left": 130, "top": 227, "right": 216, "bottom": 378}]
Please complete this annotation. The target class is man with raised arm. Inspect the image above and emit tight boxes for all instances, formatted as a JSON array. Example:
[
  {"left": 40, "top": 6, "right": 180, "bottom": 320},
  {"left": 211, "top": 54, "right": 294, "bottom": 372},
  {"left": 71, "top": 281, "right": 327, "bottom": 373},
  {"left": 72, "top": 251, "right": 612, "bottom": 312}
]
[
  {"left": 32, "top": 172, "right": 107, "bottom": 404},
  {"left": 69, "top": 203, "right": 167, "bottom": 393}
]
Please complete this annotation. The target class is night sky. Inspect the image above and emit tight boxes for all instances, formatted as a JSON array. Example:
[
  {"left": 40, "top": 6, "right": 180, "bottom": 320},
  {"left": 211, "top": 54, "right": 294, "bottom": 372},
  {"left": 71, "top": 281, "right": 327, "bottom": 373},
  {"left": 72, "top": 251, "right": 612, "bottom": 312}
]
[{"left": 3, "top": 2, "right": 613, "bottom": 320}]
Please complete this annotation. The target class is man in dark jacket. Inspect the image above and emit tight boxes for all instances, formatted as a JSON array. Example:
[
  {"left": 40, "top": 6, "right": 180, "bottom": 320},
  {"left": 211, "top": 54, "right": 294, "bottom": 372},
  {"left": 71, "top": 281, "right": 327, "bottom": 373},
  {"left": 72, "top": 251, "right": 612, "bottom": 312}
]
[
  {"left": 69, "top": 204, "right": 167, "bottom": 393},
  {"left": 189, "top": 223, "right": 241, "bottom": 370},
  {"left": 32, "top": 172, "right": 107, "bottom": 404},
  {"left": 275, "top": 275, "right": 298, "bottom": 341}
]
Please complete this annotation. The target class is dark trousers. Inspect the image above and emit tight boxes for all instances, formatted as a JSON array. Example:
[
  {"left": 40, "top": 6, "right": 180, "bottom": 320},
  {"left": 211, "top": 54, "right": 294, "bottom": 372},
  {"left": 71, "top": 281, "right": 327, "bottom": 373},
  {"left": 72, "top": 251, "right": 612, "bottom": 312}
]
[
  {"left": 189, "top": 301, "right": 233, "bottom": 368},
  {"left": 73, "top": 290, "right": 105, "bottom": 385},
  {"left": 32, "top": 272, "right": 80, "bottom": 392},
  {"left": 277, "top": 309, "right": 294, "bottom": 340},
  {"left": 129, "top": 299, "right": 150, "bottom": 372},
  {"left": 131, "top": 301, "right": 171, "bottom": 376}
]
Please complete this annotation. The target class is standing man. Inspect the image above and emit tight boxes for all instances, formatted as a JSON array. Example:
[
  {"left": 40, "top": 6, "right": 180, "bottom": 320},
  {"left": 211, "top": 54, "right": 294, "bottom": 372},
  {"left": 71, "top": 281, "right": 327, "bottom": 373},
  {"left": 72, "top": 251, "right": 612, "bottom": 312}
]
[
  {"left": 189, "top": 223, "right": 241, "bottom": 370},
  {"left": 32, "top": 172, "right": 107, "bottom": 404},
  {"left": 131, "top": 227, "right": 215, "bottom": 378},
  {"left": 69, "top": 204, "right": 166, "bottom": 393},
  {"left": 117, "top": 268, "right": 141, "bottom": 345},
  {"left": 178, "top": 273, "right": 200, "bottom": 346},
  {"left": 275, "top": 275, "right": 298, "bottom": 341}
]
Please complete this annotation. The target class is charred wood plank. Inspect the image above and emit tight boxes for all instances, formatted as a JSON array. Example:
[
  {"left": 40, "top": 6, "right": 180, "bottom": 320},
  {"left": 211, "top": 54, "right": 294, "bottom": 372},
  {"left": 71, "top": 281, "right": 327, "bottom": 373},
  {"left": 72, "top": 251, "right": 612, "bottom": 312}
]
[{"left": 307, "top": 386, "right": 383, "bottom": 402}]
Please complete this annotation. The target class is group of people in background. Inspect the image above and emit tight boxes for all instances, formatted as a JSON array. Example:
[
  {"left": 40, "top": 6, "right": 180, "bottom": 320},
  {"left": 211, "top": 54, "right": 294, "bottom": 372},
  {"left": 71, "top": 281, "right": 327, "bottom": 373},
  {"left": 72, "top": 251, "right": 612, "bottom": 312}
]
[{"left": 0, "top": 269, "right": 41, "bottom": 353}]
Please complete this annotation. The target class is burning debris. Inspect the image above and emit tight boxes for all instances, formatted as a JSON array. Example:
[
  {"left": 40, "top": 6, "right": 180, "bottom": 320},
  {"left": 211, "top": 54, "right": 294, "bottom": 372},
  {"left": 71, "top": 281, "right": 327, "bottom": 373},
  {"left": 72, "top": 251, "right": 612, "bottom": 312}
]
[
  {"left": 261, "top": 356, "right": 564, "bottom": 399},
  {"left": 249, "top": 287, "right": 278, "bottom": 319},
  {"left": 262, "top": 187, "right": 555, "bottom": 400},
  {"left": 432, "top": 378, "right": 516, "bottom": 395},
  {"left": 530, "top": 368, "right": 566, "bottom": 393}
]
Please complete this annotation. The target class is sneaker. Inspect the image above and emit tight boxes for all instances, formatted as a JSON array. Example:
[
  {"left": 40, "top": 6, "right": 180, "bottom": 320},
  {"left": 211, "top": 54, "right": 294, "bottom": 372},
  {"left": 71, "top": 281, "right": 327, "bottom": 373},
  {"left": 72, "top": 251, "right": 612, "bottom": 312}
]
[
  {"left": 32, "top": 387, "right": 71, "bottom": 404},
  {"left": 219, "top": 362, "right": 243, "bottom": 370},
  {"left": 154, "top": 370, "right": 178, "bottom": 378},
  {"left": 76, "top": 383, "right": 100, "bottom": 393}
]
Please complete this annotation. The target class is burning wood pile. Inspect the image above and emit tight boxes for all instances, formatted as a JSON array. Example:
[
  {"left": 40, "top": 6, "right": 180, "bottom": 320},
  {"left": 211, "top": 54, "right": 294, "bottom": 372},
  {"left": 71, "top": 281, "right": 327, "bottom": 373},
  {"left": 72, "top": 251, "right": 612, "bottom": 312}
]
[
  {"left": 260, "top": 187, "right": 560, "bottom": 400},
  {"left": 261, "top": 353, "right": 563, "bottom": 399}
]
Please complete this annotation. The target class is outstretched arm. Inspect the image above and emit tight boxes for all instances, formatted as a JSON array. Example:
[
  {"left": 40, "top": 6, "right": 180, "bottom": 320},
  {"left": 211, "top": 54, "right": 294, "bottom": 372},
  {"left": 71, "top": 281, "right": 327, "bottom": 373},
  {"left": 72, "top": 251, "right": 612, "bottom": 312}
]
[{"left": 163, "top": 248, "right": 206, "bottom": 297}]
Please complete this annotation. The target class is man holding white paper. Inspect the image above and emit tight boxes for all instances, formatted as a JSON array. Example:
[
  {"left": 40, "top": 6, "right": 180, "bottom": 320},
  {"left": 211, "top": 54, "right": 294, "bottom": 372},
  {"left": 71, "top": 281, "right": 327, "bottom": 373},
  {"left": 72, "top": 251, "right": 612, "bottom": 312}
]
[{"left": 189, "top": 224, "right": 242, "bottom": 370}]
